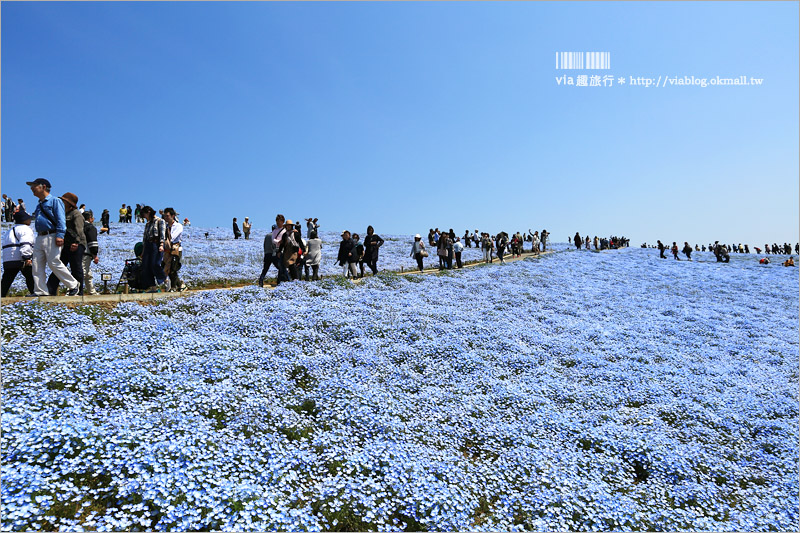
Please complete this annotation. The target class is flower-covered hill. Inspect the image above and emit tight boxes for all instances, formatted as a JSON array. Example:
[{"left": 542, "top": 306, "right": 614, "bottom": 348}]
[
  {"left": 2, "top": 222, "right": 559, "bottom": 293},
  {"left": 2, "top": 247, "right": 798, "bottom": 531}
]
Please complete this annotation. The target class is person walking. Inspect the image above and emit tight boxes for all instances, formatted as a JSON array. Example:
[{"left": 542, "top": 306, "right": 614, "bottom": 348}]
[
  {"left": 363, "top": 226, "right": 385, "bottom": 276},
  {"left": 81, "top": 210, "right": 100, "bottom": 295},
  {"left": 682, "top": 241, "right": 693, "bottom": 261},
  {"left": 411, "top": 234, "right": 426, "bottom": 272},
  {"left": 140, "top": 205, "right": 168, "bottom": 291},
  {"left": 232, "top": 217, "right": 242, "bottom": 239},
  {"left": 162, "top": 207, "right": 186, "bottom": 292},
  {"left": 496, "top": 232, "right": 508, "bottom": 264},
  {"left": 27, "top": 179, "right": 80, "bottom": 297},
  {"left": 574, "top": 232, "right": 582, "bottom": 250},
  {"left": 1, "top": 210, "right": 36, "bottom": 297},
  {"left": 464, "top": 230, "right": 472, "bottom": 248},
  {"left": 453, "top": 237, "right": 464, "bottom": 268},
  {"left": 271, "top": 214, "right": 289, "bottom": 284},
  {"left": 304, "top": 230, "right": 322, "bottom": 281},
  {"left": 657, "top": 240, "right": 666, "bottom": 259},
  {"left": 242, "top": 217, "right": 252, "bottom": 240},
  {"left": 258, "top": 223, "right": 277, "bottom": 287},
  {"left": 671, "top": 242, "right": 680, "bottom": 260},
  {"left": 46, "top": 192, "right": 86, "bottom": 295}
]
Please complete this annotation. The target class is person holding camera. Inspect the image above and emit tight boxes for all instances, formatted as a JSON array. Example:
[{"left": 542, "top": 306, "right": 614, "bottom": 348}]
[{"left": 162, "top": 207, "right": 187, "bottom": 292}]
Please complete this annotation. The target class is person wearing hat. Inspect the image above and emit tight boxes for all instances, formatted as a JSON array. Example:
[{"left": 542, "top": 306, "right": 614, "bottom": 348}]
[
  {"left": 242, "top": 217, "right": 252, "bottom": 240},
  {"left": 410, "top": 234, "right": 426, "bottom": 272},
  {"left": 81, "top": 210, "right": 100, "bottom": 295},
  {"left": 1, "top": 210, "right": 36, "bottom": 296},
  {"left": 47, "top": 192, "right": 87, "bottom": 296},
  {"left": 27, "top": 179, "right": 80, "bottom": 297},
  {"left": 100, "top": 209, "right": 111, "bottom": 235}
]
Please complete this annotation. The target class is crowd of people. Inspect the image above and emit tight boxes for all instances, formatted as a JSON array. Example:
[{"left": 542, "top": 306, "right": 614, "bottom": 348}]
[
  {"left": 571, "top": 233, "right": 630, "bottom": 250},
  {"left": 4, "top": 181, "right": 797, "bottom": 297},
  {"left": 648, "top": 239, "right": 798, "bottom": 266},
  {"left": 1, "top": 180, "right": 188, "bottom": 297}
]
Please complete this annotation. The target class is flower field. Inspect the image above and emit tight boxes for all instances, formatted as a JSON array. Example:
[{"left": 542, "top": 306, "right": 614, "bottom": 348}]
[{"left": 2, "top": 241, "right": 798, "bottom": 531}]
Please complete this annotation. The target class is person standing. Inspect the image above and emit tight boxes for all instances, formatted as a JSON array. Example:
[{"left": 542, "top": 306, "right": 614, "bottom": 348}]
[
  {"left": 574, "top": 232, "right": 582, "bottom": 250},
  {"left": 271, "top": 214, "right": 289, "bottom": 284},
  {"left": 437, "top": 231, "right": 450, "bottom": 269},
  {"left": 585, "top": 235, "right": 591, "bottom": 250},
  {"left": 540, "top": 229, "right": 549, "bottom": 252},
  {"left": 242, "top": 217, "right": 252, "bottom": 240},
  {"left": 363, "top": 225, "right": 385, "bottom": 276},
  {"left": 119, "top": 203, "right": 127, "bottom": 223},
  {"left": 682, "top": 241, "right": 693, "bottom": 261},
  {"left": 410, "top": 234, "right": 426, "bottom": 272},
  {"left": 1, "top": 210, "right": 36, "bottom": 297},
  {"left": 126, "top": 204, "right": 133, "bottom": 223},
  {"left": 99, "top": 209, "right": 111, "bottom": 235},
  {"left": 81, "top": 210, "right": 100, "bottom": 295},
  {"left": 351, "top": 233, "right": 364, "bottom": 278},
  {"left": 305, "top": 218, "right": 320, "bottom": 236},
  {"left": 232, "top": 217, "right": 242, "bottom": 239},
  {"left": 140, "top": 205, "right": 168, "bottom": 291},
  {"left": 27, "top": 179, "right": 80, "bottom": 297},
  {"left": 47, "top": 192, "right": 86, "bottom": 295},
  {"left": 304, "top": 230, "right": 322, "bottom": 281},
  {"left": 279, "top": 220, "right": 303, "bottom": 281},
  {"left": 337, "top": 231, "right": 355, "bottom": 278},
  {"left": 463, "top": 230, "right": 472, "bottom": 248},
  {"left": 481, "top": 233, "right": 492, "bottom": 263},
  {"left": 162, "top": 208, "right": 186, "bottom": 292},
  {"left": 453, "top": 237, "right": 464, "bottom": 268}
]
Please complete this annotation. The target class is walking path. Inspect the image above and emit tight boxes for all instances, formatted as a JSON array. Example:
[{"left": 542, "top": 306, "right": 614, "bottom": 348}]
[{"left": 0, "top": 248, "right": 556, "bottom": 306}]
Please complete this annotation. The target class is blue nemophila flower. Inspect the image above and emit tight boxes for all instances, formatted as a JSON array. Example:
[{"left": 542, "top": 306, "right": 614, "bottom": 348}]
[{"left": 2, "top": 245, "right": 797, "bottom": 531}]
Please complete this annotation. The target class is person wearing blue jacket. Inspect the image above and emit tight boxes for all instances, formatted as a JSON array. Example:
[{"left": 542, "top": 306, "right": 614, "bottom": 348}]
[{"left": 27, "top": 178, "right": 80, "bottom": 297}]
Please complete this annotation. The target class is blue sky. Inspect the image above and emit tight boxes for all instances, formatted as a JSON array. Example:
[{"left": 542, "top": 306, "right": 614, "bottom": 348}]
[{"left": 2, "top": 1, "right": 798, "bottom": 246}]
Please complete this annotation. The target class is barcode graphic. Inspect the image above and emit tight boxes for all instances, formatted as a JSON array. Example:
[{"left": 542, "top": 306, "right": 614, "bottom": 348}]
[{"left": 555, "top": 52, "right": 611, "bottom": 70}]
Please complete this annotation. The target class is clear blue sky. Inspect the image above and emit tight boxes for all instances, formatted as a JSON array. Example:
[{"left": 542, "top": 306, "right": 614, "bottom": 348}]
[{"left": 2, "top": 1, "right": 798, "bottom": 245}]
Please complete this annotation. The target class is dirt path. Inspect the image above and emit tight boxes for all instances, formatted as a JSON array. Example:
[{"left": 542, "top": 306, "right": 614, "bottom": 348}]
[{"left": 1, "top": 248, "right": 556, "bottom": 306}]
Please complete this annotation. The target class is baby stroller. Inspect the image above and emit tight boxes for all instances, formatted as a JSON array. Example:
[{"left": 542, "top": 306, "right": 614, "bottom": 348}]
[{"left": 115, "top": 242, "right": 149, "bottom": 293}]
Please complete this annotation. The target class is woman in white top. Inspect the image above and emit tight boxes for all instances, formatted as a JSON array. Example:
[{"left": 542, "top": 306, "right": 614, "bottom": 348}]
[
  {"left": 1, "top": 210, "right": 36, "bottom": 296},
  {"left": 304, "top": 231, "right": 322, "bottom": 281}
]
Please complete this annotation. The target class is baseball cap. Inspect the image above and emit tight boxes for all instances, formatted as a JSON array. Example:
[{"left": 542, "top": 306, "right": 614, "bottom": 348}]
[{"left": 26, "top": 178, "right": 52, "bottom": 188}]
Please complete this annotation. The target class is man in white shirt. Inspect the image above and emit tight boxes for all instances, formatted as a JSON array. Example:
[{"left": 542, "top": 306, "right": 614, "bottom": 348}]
[
  {"left": 162, "top": 207, "right": 187, "bottom": 292},
  {"left": 2, "top": 210, "right": 36, "bottom": 296}
]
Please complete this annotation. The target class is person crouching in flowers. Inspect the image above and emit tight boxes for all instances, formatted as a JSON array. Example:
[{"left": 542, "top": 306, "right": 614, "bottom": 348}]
[
  {"left": 410, "top": 234, "right": 425, "bottom": 272},
  {"left": 140, "top": 206, "right": 168, "bottom": 292}
]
